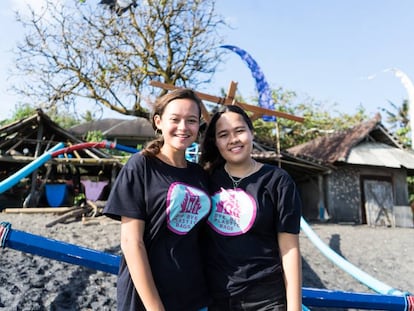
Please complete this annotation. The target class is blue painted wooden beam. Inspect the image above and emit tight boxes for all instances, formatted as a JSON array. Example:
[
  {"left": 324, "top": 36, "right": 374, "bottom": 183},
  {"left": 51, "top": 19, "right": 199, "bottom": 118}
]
[
  {"left": 303, "top": 287, "right": 412, "bottom": 310},
  {"left": 5, "top": 229, "right": 120, "bottom": 275}
]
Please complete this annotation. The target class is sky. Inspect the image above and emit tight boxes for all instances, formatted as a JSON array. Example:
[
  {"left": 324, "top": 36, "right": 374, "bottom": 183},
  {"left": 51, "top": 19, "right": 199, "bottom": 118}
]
[{"left": 1, "top": 0, "right": 414, "bottom": 121}]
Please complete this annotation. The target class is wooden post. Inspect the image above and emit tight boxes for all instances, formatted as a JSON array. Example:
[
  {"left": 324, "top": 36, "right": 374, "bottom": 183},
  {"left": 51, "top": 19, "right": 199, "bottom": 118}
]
[
  {"left": 225, "top": 81, "right": 238, "bottom": 105},
  {"left": 148, "top": 81, "right": 211, "bottom": 122},
  {"left": 149, "top": 80, "right": 304, "bottom": 123}
]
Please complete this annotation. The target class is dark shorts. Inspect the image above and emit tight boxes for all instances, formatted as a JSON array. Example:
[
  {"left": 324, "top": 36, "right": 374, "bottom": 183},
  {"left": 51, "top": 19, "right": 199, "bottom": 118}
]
[{"left": 208, "top": 283, "right": 287, "bottom": 311}]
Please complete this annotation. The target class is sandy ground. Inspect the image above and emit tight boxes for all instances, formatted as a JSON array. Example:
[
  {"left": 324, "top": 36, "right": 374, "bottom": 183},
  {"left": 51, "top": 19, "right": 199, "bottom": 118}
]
[
  {"left": 0, "top": 212, "right": 413, "bottom": 310},
  {"left": 299, "top": 222, "right": 413, "bottom": 311}
]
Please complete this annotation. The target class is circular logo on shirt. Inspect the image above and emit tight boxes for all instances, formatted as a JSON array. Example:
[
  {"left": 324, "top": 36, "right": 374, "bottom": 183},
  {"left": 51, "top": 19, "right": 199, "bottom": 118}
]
[
  {"left": 207, "top": 188, "right": 257, "bottom": 236},
  {"left": 166, "top": 182, "right": 211, "bottom": 235}
]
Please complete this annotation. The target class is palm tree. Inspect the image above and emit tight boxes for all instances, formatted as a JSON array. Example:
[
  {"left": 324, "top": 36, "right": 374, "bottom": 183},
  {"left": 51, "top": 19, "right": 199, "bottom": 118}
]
[
  {"left": 380, "top": 99, "right": 409, "bottom": 130},
  {"left": 380, "top": 99, "right": 411, "bottom": 148}
]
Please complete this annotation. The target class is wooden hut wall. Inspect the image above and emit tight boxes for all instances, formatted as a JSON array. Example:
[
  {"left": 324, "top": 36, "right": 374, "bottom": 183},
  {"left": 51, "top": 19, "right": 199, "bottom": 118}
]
[
  {"left": 357, "top": 166, "right": 408, "bottom": 207},
  {"left": 295, "top": 177, "right": 321, "bottom": 221},
  {"left": 325, "top": 165, "right": 409, "bottom": 224},
  {"left": 393, "top": 170, "right": 409, "bottom": 206},
  {"left": 325, "top": 166, "right": 361, "bottom": 223}
]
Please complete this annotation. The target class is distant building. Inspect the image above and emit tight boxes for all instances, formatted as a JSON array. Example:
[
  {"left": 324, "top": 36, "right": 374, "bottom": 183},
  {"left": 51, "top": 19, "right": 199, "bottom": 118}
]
[
  {"left": 0, "top": 109, "right": 122, "bottom": 209},
  {"left": 69, "top": 117, "right": 155, "bottom": 149},
  {"left": 287, "top": 113, "right": 414, "bottom": 227}
]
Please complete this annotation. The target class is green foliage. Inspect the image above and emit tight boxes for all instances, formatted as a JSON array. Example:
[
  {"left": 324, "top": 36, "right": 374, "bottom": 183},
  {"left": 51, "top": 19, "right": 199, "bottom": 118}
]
[
  {"left": 81, "top": 111, "right": 95, "bottom": 123},
  {"left": 0, "top": 103, "right": 81, "bottom": 129},
  {"left": 85, "top": 130, "right": 104, "bottom": 142},
  {"left": 10, "top": 103, "right": 37, "bottom": 121},
  {"left": 51, "top": 113, "right": 79, "bottom": 129},
  {"left": 380, "top": 99, "right": 414, "bottom": 203},
  {"left": 84, "top": 129, "right": 136, "bottom": 160},
  {"left": 395, "top": 127, "right": 411, "bottom": 147},
  {"left": 251, "top": 88, "right": 368, "bottom": 149},
  {"left": 74, "top": 193, "right": 86, "bottom": 206},
  {"left": 381, "top": 99, "right": 409, "bottom": 128},
  {"left": 380, "top": 99, "right": 411, "bottom": 148}
]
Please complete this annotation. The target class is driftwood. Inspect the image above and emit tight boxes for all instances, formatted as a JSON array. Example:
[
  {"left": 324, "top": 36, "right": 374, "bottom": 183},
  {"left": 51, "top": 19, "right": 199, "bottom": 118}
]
[
  {"left": 45, "top": 200, "right": 106, "bottom": 228},
  {"left": 45, "top": 207, "right": 88, "bottom": 228},
  {"left": 2, "top": 202, "right": 107, "bottom": 227}
]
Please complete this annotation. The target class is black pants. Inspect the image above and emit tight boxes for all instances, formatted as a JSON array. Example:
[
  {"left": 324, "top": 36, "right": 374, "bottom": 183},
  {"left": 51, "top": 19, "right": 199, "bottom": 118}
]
[{"left": 208, "top": 284, "right": 287, "bottom": 311}]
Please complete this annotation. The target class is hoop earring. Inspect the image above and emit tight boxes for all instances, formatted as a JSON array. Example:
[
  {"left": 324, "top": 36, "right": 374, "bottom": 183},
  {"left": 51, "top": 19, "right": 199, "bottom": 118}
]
[{"left": 155, "top": 129, "right": 162, "bottom": 136}]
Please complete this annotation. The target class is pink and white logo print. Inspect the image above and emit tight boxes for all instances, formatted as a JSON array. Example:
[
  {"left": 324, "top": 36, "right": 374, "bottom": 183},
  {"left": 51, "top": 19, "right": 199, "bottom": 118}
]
[
  {"left": 207, "top": 188, "right": 257, "bottom": 236},
  {"left": 166, "top": 182, "right": 210, "bottom": 235}
]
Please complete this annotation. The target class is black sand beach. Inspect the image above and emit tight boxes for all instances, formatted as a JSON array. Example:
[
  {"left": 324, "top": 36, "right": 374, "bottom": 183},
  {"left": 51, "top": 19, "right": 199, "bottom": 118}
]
[{"left": 0, "top": 213, "right": 413, "bottom": 310}]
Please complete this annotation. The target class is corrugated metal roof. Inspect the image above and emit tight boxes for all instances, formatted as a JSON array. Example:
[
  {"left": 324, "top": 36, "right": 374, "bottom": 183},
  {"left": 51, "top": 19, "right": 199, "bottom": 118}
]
[{"left": 347, "top": 142, "right": 414, "bottom": 169}]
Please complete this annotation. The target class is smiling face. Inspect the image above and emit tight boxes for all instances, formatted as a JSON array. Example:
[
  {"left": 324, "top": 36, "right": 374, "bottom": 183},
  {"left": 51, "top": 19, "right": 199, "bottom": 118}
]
[
  {"left": 214, "top": 111, "right": 254, "bottom": 166},
  {"left": 154, "top": 98, "right": 200, "bottom": 153}
]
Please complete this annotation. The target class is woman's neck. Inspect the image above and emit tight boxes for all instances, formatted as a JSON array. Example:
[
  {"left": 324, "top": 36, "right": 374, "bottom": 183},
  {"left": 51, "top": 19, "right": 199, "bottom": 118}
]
[
  {"left": 157, "top": 149, "right": 187, "bottom": 168},
  {"left": 224, "top": 159, "right": 256, "bottom": 178}
]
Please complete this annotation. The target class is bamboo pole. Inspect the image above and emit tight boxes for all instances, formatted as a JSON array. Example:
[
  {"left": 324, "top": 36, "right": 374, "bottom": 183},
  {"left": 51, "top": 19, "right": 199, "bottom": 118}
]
[{"left": 3, "top": 207, "right": 76, "bottom": 214}]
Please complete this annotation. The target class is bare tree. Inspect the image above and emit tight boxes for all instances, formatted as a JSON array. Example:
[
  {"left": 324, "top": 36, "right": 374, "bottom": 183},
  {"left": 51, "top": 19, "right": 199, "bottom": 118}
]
[{"left": 12, "top": 0, "right": 226, "bottom": 119}]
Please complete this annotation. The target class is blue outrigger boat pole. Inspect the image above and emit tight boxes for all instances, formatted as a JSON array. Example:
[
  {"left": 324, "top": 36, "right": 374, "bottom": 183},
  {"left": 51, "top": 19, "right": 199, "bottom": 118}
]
[
  {"left": 0, "top": 142, "right": 64, "bottom": 194},
  {"left": 0, "top": 141, "right": 134, "bottom": 273},
  {"left": 1, "top": 223, "right": 120, "bottom": 275},
  {"left": 1, "top": 221, "right": 413, "bottom": 310},
  {"left": 302, "top": 287, "right": 414, "bottom": 311}
]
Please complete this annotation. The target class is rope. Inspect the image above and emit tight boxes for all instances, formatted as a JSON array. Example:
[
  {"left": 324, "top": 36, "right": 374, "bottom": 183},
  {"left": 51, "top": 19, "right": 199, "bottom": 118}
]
[{"left": 0, "top": 222, "right": 11, "bottom": 248}]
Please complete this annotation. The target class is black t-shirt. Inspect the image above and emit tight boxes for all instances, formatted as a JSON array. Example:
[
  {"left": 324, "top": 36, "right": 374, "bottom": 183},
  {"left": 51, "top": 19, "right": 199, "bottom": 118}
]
[
  {"left": 103, "top": 153, "right": 211, "bottom": 311},
  {"left": 204, "top": 163, "right": 302, "bottom": 300}
]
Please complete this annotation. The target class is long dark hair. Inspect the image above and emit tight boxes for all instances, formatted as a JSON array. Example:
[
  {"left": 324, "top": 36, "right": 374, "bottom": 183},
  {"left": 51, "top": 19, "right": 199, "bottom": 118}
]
[
  {"left": 199, "top": 105, "right": 254, "bottom": 173},
  {"left": 142, "top": 88, "right": 203, "bottom": 157}
]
